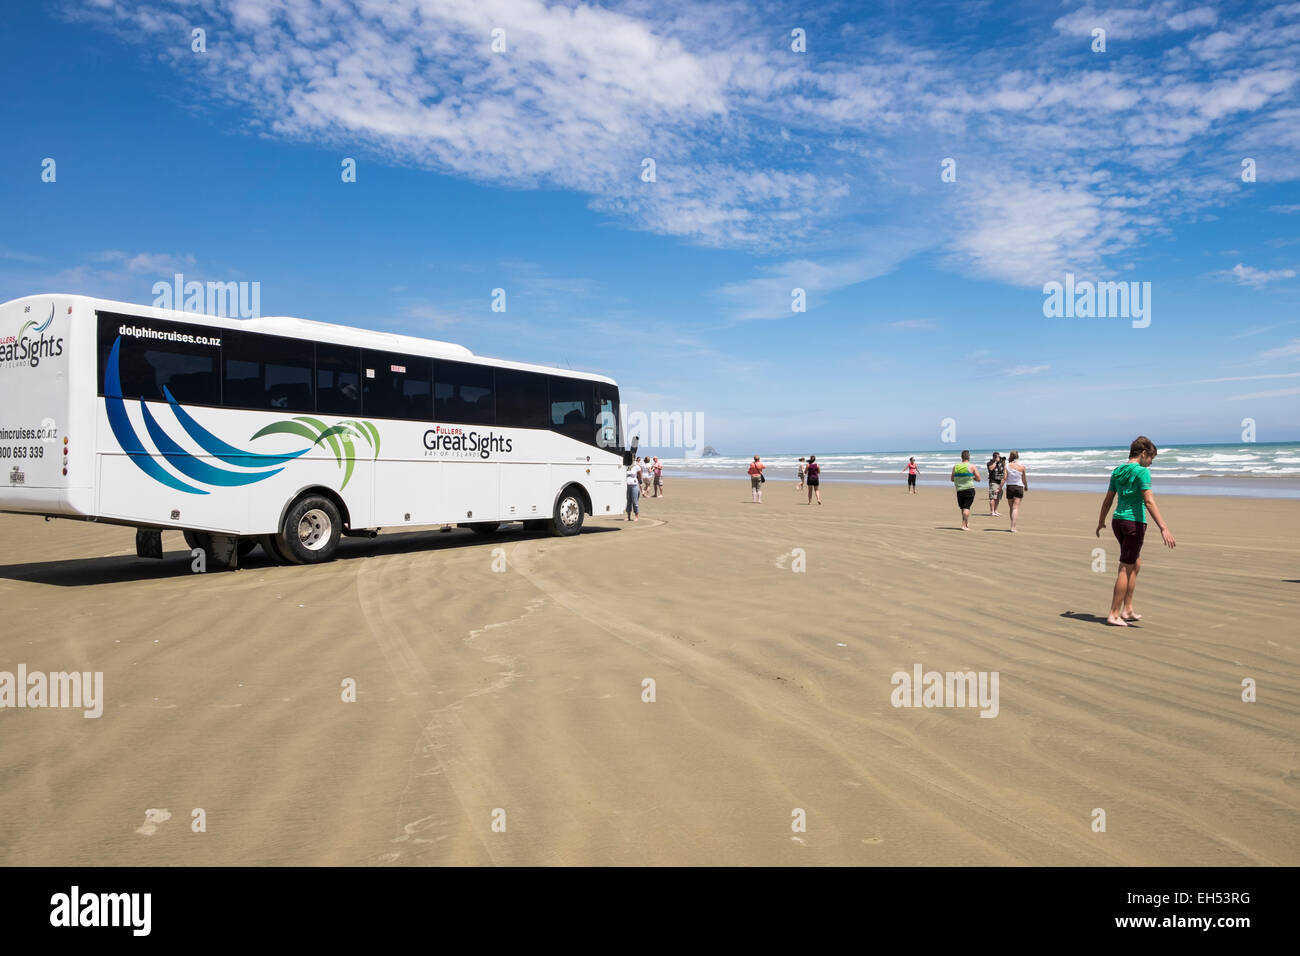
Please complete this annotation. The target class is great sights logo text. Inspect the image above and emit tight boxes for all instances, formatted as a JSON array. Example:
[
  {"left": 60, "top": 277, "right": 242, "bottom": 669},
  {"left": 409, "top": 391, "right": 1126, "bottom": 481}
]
[
  {"left": 423, "top": 424, "right": 513, "bottom": 459},
  {"left": 1, "top": 304, "right": 64, "bottom": 369}
]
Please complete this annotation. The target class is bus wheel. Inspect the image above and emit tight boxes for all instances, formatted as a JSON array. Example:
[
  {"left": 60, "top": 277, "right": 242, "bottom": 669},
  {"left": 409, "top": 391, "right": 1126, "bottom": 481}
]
[
  {"left": 551, "top": 488, "right": 585, "bottom": 537},
  {"left": 277, "top": 495, "right": 342, "bottom": 564},
  {"left": 466, "top": 522, "right": 502, "bottom": 536},
  {"left": 259, "top": 533, "right": 292, "bottom": 565},
  {"left": 184, "top": 530, "right": 255, "bottom": 560}
]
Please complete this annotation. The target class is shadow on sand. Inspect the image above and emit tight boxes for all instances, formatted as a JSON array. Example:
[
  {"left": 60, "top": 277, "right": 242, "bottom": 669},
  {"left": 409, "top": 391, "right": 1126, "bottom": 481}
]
[
  {"left": 0, "top": 524, "right": 620, "bottom": 588},
  {"left": 1060, "top": 610, "right": 1139, "bottom": 627}
]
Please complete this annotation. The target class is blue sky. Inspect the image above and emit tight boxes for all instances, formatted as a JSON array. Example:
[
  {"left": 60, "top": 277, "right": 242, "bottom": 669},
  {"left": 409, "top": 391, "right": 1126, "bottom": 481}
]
[{"left": 3, "top": 0, "right": 1299, "bottom": 454}]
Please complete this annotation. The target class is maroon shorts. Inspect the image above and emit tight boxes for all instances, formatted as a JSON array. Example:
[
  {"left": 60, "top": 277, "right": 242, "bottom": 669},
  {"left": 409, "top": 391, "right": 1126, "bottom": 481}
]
[{"left": 1112, "top": 518, "right": 1146, "bottom": 564}]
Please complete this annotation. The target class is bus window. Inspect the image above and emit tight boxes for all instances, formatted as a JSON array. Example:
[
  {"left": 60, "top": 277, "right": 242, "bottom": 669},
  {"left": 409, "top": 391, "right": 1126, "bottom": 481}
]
[
  {"left": 495, "top": 368, "right": 549, "bottom": 429},
  {"left": 549, "top": 375, "right": 593, "bottom": 443},
  {"left": 362, "top": 351, "right": 432, "bottom": 420},
  {"left": 434, "top": 360, "right": 494, "bottom": 426},
  {"left": 317, "top": 343, "right": 361, "bottom": 415},
  {"left": 595, "top": 382, "right": 620, "bottom": 450},
  {"left": 222, "top": 330, "right": 314, "bottom": 412},
  {"left": 97, "top": 312, "right": 221, "bottom": 406}
]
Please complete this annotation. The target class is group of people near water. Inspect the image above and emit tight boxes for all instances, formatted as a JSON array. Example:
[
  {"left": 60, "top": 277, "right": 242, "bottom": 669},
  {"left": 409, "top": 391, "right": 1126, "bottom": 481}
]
[
  {"left": 739, "top": 437, "right": 1176, "bottom": 628},
  {"left": 746, "top": 455, "right": 823, "bottom": 505},
  {"left": 623, "top": 456, "right": 664, "bottom": 522},
  {"left": 946, "top": 449, "right": 1029, "bottom": 532}
]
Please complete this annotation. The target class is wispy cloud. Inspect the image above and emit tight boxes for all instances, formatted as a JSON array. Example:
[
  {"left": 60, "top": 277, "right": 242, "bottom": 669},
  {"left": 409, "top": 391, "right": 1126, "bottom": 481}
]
[
  {"left": 1229, "top": 319, "right": 1300, "bottom": 339},
  {"left": 714, "top": 229, "right": 931, "bottom": 320},
  {"left": 1005, "top": 364, "right": 1050, "bottom": 376},
  {"left": 1225, "top": 385, "right": 1300, "bottom": 400},
  {"left": 91, "top": 250, "right": 197, "bottom": 275},
  {"left": 64, "top": 0, "right": 1300, "bottom": 288},
  {"left": 398, "top": 302, "right": 462, "bottom": 332},
  {"left": 887, "top": 319, "right": 936, "bottom": 330},
  {"left": 0, "top": 248, "right": 45, "bottom": 264},
  {"left": 1259, "top": 338, "right": 1300, "bottom": 360},
  {"left": 1218, "top": 263, "right": 1298, "bottom": 286}
]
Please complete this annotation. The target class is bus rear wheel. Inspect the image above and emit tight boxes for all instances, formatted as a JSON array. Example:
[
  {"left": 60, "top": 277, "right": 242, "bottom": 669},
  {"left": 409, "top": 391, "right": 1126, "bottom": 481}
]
[
  {"left": 551, "top": 488, "right": 585, "bottom": 537},
  {"left": 274, "top": 495, "right": 342, "bottom": 564},
  {"left": 183, "top": 530, "right": 256, "bottom": 560}
]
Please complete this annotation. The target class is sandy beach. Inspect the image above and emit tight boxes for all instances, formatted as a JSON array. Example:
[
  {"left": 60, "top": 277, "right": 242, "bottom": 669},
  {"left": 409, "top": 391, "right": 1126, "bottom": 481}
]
[{"left": 0, "top": 476, "right": 1296, "bottom": 866}]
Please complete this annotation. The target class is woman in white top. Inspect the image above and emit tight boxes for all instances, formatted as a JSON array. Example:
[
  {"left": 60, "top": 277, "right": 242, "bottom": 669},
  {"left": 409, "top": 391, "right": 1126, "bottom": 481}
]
[
  {"left": 1003, "top": 450, "right": 1027, "bottom": 532},
  {"left": 625, "top": 462, "right": 640, "bottom": 522}
]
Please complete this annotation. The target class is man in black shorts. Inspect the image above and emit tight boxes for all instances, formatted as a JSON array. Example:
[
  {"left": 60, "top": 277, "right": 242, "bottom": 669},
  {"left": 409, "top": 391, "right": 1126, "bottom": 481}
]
[{"left": 949, "top": 450, "right": 981, "bottom": 530}]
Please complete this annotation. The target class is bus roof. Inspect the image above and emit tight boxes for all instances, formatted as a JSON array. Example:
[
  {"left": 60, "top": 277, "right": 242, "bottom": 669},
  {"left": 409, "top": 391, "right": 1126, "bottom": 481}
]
[{"left": 10, "top": 293, "right": 617, "bottom": 386}]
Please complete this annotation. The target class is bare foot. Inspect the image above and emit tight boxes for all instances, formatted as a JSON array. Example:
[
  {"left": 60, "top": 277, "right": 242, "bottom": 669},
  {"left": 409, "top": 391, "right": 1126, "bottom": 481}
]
[
  {"left": 960, "top": 526, "right": 970, "bottom": 531},
  {"left": 1122, "top": 611, "right": 1142, "bottom": 621},
  {"left": 1105, "top": 615, "right": 1129, "bottom": 626}
]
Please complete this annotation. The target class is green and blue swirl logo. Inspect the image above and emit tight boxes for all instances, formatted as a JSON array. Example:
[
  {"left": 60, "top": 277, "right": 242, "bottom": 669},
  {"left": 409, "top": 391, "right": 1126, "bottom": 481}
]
[
  {"left": 105, "top": 336, "right": 378, "bottom": 495},
  {"left": 17, "top": 305, "right": 54, "bottom": 341}
]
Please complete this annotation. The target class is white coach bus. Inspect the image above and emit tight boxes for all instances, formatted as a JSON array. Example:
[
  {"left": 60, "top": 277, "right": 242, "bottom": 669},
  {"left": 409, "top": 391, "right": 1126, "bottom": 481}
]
[{"left": 0, "top": 294, "right": 634, "bottom": 567}]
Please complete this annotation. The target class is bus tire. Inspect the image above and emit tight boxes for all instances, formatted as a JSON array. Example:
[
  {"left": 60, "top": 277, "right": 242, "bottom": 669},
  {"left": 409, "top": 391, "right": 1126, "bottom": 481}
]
[
  {"left": 259, "top": 533, "right": 292, "bottom": 565},
  {"left": 183, "top": 530, "right": 256, "bottom": 560},
  {"left": 551, "top": 487, "right": 585, "bottom": 537},
  {"left": 277, "top": 495, "right": 342, "bottom": 564},
  {"left": 466, "top": 522, "right": 502, "bottom": 536}
]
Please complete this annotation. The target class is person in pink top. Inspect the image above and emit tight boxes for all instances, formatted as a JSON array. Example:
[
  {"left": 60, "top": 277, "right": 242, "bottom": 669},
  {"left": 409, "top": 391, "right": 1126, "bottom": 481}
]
[
  {"left": 748, "top": 455, "right": 766, "bottom": 503},
  {"left": 903, "top": 456, "right": 919, "bottom": 494}
]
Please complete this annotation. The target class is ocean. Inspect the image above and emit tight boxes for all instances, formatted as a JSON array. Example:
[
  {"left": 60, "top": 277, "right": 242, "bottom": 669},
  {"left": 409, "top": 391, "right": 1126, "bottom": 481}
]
[{"left": 667, "top": 443, "right": 1300, "bottom": 498}]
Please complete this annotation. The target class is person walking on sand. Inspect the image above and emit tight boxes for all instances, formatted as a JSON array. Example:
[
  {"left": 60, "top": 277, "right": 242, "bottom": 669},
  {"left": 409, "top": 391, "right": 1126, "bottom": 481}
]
[
  {"left": 796, "top": 457, "right": 807, "bottom": 490},
  {"left": 904, "top": 456, "right": 919, "bottom": 494},
  {"left": 949, "top": 450, "right": 981, "bottom": 530},
  {"left": 652, "top": 456, "right": 664, "bottom": 497},
  {"left": 748, "top": 455, "right": 766, "bottom": 503},
  {"left": 805, "top": 455, "right": 822, "bottom": 505},
  {"left": 1095, "top": 436, "right": 1175, "bottom": 626},
  {"left": 625, "top": 460, "right": 640, "bottom": 522},
  {"left": 640, "top": 457, "right": 653, "bottom": 496},
  {"left": 1003, "top": 450, "right": 1027, "bottom": 532},
  {"left": 987, "top": 452, "right": 1006, "bottom": 516}
]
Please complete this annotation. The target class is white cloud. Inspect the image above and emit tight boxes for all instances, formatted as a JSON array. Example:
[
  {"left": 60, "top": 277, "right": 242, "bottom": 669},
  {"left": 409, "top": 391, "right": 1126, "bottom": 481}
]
[
  {"left": 714, "top": 229, "right": 932, "bottom": 320},
  {"left": 1259, "top": 338, "right": 1300, "bottom": 360},
  {"left": 63, "top": 0, "right": 1300, "bottom": 285},
  {"left": 0, "top": 249, "right": 46, "bottom": 264},
  {"left": 1225, "top": 385, "right": 1300, "bottom": 400},
  {"left": 887, "top": 319, "right": 936, "bottom": 329},
  {"left": 400, "top": 302, "right": 461, "bottom": 331},
  {"left": 1005, "top": 364, "right": 1050, "bottom": 376},
  {"left": 91, "top": 250, "right": 197, "bottom": 275},
  {"left": 1053, "top": 2, "right": 1218, "bottom": 39},
  {"left": 1220, "top": 263, "right": 1298, "bottom": 286}
]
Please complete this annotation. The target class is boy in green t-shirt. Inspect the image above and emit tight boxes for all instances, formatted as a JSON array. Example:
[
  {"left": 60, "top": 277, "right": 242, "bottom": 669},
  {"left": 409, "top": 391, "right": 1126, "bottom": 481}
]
[{"left": 1095, "top": 436, "right": 1176, "bottom": 626}]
